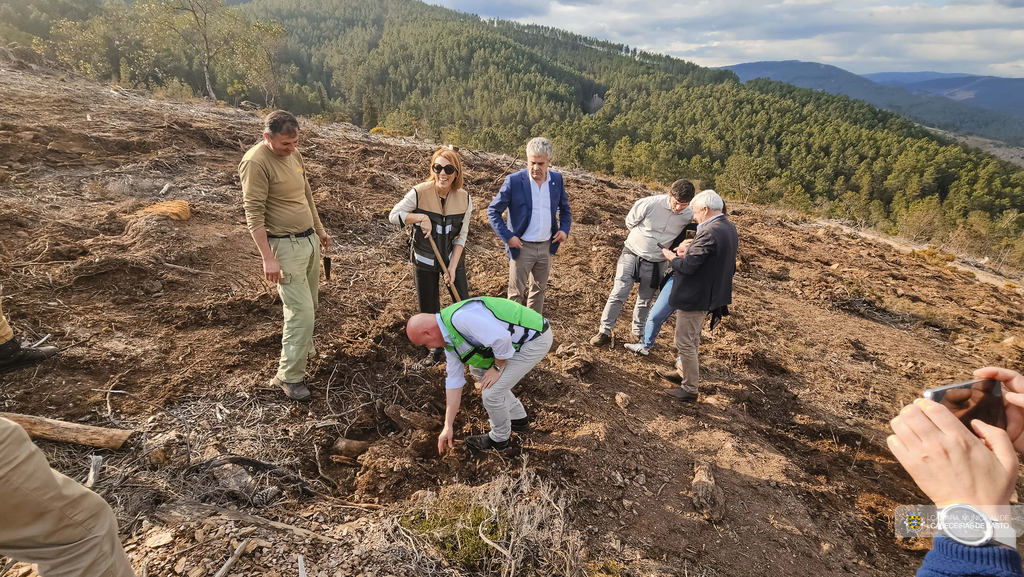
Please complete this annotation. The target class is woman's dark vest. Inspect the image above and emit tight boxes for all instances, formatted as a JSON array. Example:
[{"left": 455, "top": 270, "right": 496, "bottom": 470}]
[{"left": 410, "top": 182, "right": 469, "bottom": 272}]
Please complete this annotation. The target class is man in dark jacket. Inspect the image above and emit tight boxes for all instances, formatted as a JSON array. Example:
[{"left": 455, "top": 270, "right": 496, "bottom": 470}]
[
  {"left": 659, "top": 189, "right": 737, "bottom": 402},
  {"left": 487, "top": 137, "right": 572, "bottom": 315}
]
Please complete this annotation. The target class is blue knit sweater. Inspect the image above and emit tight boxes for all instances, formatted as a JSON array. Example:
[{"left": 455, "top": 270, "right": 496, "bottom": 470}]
[{"left": 918, "top": 536, "right": 1023, "bottom": 576}]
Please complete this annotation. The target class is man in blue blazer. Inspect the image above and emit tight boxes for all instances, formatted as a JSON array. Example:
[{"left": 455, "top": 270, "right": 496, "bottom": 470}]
[{"left": 488, "top": 137, "right": 572, "bottom": 314}]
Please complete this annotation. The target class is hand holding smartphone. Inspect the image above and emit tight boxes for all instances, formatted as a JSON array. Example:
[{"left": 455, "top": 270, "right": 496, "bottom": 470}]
[{"left": 923, "top": 379, "right": 1007, "bottom": 433}]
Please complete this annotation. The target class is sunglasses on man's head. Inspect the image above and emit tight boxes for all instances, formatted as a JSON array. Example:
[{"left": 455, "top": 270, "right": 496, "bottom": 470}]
[{"left": 432, "top": 163, "right": 457, "bottom": 175}]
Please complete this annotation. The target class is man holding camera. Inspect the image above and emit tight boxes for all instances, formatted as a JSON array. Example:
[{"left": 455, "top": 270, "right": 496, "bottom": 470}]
[
  {"left": 590, "top": 179, "right": 695, "bottom": 348},
  {"left": 658, "top": 190, "right": 737, "bottom": 402}
]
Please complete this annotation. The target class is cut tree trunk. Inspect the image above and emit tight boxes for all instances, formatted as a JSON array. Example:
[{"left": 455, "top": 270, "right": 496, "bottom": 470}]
[
  {"left": 0, "top": 413, "right": 134, "bottom": 449},
  {"left": 691, "top": 461, "right": 726, "bottom": 522}
]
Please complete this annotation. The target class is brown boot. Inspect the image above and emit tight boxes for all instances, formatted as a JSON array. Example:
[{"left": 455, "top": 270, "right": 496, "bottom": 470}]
[
  {"left": 271, "top": 377, "right": 311, "bottom": 401},
  {"left": 665, "top": 387, "right": 698, "bottom": 402},
  {"left": 589, "top": 332, "right": 610, "bottom": 347}
]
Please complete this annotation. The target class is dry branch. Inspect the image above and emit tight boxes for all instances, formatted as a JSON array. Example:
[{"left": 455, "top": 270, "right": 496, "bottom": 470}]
[
  {"left": 85, "top": 455, "right": 103, "bottom": 488},
  {"left": 155, "top": 501, "right": 341, "bottom": 544},
  {"left": 0, "top": 413, "right": 133, "bottom": 449},
  {"left": 212, "top": 537, "right": 250, "bottom": 577}
]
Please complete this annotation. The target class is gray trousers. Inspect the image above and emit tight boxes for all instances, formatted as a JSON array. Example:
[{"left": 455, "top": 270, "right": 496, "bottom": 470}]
[
  {"left": 470, "top": 330, "right": 553, "bottom": 442},
  {"left": 674, "top": 310, "right": 707, "bottom": 394},
  {"left": 598, "top": 249, "right": 660, "bottom": 336},
  {"left": 508, "top": 240, "right": 552, "bottom": 315}
]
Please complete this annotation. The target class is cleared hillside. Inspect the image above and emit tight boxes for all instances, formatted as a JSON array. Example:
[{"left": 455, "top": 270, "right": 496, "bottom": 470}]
[{"left": 4, "top": 67, "right": 1024, "bottom": 576}]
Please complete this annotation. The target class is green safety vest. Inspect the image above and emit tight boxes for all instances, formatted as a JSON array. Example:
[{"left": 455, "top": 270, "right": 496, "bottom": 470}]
[{"left": 439, "top": 296, "right": 547, "bottom": 369}]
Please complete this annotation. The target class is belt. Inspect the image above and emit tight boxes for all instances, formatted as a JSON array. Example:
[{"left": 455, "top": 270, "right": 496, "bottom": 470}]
[{"left": 267, "top": 228, "right": 315, "bottom": 239}]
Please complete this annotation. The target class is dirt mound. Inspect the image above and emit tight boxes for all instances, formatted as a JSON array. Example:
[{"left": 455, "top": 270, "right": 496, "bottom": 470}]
[{"left": 3, "top": 68, "right": 1024, "bottom": 576}]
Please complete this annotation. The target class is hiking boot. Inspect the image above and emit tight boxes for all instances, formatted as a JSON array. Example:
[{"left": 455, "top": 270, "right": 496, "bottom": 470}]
[
  {"left": 511, "top": 417, "right": 530, "bottom": 433},
  {"left": 589, "top": 332, "right": 610, "bottom": 347},
  {"left": 624, "top": 342, "right": 650, "bottom": 356},
  {"left": 656, "top": 367, "right": 683, "bottom": 384},
  {"left": 0, "top": 338, "right": 58, "bottom": 374},
  {"left": 271, "top": 376, "right": 311, "bottom": 401},
  {"left": 665, "top": 387, "right": 699, "bottom": 402},
  {"left": 465, "top": 434, "right": 510, "bottom": 452}
]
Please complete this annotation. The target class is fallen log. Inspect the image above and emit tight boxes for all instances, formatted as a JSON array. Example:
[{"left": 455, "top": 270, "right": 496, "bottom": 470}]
[{"left": 0, "top": 413, "right": 134, "bottom": 449}]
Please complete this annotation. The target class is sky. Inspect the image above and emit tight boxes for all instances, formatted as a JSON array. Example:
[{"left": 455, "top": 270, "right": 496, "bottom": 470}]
[{"left": 424, "top": 0, "right": 1024, "bottom": 78}]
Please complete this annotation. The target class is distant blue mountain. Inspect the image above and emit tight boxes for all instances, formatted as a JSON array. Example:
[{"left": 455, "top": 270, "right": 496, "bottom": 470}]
[
  {"left": 862, "top": 71, "right": 974, "bottom": 85},
  {"left": 724, "top": 60, "right": 1024, "bottom": 146}
]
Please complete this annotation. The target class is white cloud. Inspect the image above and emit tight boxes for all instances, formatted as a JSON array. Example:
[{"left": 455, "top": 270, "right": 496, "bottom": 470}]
[{"left": 426, "top": 0, "right": 1024, "bottom": 77}]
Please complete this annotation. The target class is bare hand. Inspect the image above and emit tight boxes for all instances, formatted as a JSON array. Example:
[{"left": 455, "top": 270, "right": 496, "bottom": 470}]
[
  {"left": 419, "top": 217, "right": 432, "bottom": 235},
  {"left": 888, "top": 398, "right": 1018, "bottom": 518},
  {"left": 437, "top": 426, "right": 454, "bottom": 455},
  {"left": 975, "top": 367, "right": 1024, "bottom": 455},
  {"left": 479, "top": 366, "right": 502, "bottom": 390},
  {"left": 508, "top": 236, "right": 523, "bottom": 249},
  {"left": 662, "top": 247, "right": 676, "bottom": 262},
  {"left": 553, "top": 230, "right": 568, "bottom": 243},
  {"left": 263, "top": 257, "right": 281, "bottom": 284},
  {"left": 318, "top": 231, "right": 333, "bottom": 251},
  {"left": 446, "top": 263, "right": 458, "bottom": 286},
  {"left": 680, "top": 239, "right": 693, "bottom": 252}
]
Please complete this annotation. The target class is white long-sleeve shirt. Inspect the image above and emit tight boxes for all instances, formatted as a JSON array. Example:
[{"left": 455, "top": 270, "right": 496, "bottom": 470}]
[
  {"left": 521, "top": 175, "right": 552, "bottom": 242},
  {"left": 388, "top": 188, "right": 472, "bottom": 246},
  {"left": 436, "top": 301, "right": 516, "bottom": 389}
]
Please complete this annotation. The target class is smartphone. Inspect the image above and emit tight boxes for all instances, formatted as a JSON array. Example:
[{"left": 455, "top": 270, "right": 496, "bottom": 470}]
[
  {"left": 922, "top": 379, "right": 1006, "bottom": 432},
  {"left": 685, "top": 230, "right": 696, "bottom": 240}
]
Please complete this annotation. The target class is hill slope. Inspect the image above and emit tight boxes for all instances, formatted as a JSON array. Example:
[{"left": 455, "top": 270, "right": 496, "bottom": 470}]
[
  {"left": 5, "top": 66, "right": 1024, "bottom": 576},
  {"left": 901, "top": 76, "right": 1024, "bottom": 119},
  {"left": 726, "top": 60, "right": 1024, "bottom": 146},
  {"left": 7, "top": 0, "right": 1024, "bottom": 266},
  {"left": 862, "top": 71, "right": 974, "bottom": 85}
]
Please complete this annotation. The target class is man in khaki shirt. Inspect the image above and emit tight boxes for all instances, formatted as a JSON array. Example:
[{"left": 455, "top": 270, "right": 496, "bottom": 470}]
[{"left": 240, "top": 110, "right": 332, "bottom": 400}]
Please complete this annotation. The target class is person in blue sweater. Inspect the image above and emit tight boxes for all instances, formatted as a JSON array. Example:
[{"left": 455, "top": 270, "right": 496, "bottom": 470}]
[{"left": 890, "top": 367, "right": 1024, "bottom": 576}]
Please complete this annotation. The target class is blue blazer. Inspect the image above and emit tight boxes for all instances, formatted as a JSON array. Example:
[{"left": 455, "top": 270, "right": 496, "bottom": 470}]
[{"left": 487, "top": 169, "right": 572, "bottom": 260}]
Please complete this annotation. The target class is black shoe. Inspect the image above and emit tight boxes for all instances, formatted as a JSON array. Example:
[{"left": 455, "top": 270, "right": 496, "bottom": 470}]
[
  {"left": 511, "top": 417, "right": 530, "bottom": 433},
  {"left": 665, "top": 387, "right": 698, "bottom": 402},
  {"left": 656, "top": 367, "right": 683, "bottom": 384},
  {"left": 465, "top": 434, "right": 510, "bottom": 452},
  {"left": 0, "top": 338, "right": 58, "bottom": 374}
]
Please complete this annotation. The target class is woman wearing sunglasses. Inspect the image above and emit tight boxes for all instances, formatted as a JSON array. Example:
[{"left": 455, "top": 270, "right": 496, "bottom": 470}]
[{"left": 389, "top": 147, "right": 472, "bottom": 363}]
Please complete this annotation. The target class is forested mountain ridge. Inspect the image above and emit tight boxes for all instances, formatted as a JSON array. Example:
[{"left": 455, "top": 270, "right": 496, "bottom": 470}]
[
  {"left": 726, "top": 60, "right": 1024, "bottom": 146},
  {"left": 4, "top": 0, "right": 1024, "bottom": 268}
]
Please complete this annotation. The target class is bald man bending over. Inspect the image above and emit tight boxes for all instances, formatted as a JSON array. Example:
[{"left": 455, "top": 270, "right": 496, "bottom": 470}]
[{"left": 406, "top": 296, "right": 553, "bottom": 453}]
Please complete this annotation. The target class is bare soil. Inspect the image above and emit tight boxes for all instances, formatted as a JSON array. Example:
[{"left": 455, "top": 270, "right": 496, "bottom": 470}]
[{"left": 3, "top": 66, "right": 1024, "bottom": 576}]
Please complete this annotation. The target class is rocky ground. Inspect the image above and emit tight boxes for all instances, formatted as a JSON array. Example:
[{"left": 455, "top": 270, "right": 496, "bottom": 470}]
[{"left": 2, "top": 63, "right": 1024, "bottom": 577}]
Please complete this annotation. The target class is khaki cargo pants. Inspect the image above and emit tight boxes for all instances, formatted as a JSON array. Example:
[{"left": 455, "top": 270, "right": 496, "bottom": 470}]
[
  {"left": 1, "top": 298, "right": 13, "bottom": 344},
  {"left": 0, "top": 418, "right": 135, "bottom": 577},
  {"left": 269, "top": 234, "right": 320, "bottom": 383}
]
